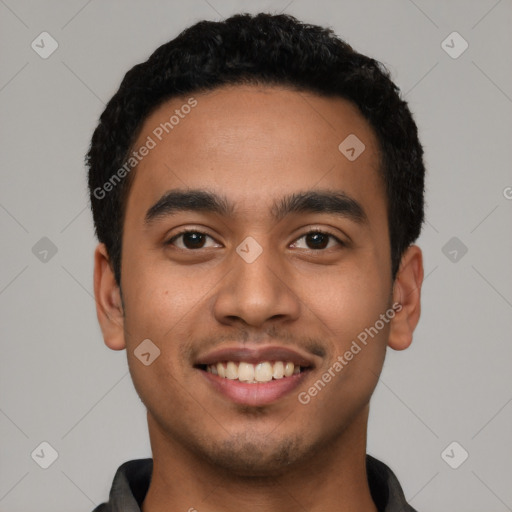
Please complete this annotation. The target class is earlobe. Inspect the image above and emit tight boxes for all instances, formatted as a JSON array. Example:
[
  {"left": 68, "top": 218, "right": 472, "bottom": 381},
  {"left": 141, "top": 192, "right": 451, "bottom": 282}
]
[
  {"left": 93, "top": 243, "right": 126, "bottom": 351},
  {"left": 388, "top": 245, "right": 424, "bottom": 351}
]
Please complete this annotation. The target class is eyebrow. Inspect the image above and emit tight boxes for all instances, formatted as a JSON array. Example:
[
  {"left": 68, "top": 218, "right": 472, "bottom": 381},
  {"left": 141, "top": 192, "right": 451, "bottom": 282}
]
[
  {"left": 271, "top": 189, "right": 367, "bottom": 224},
  {"left": 145, "top": 189, "right": 233, "bottom": 225},
  {"left": 144, "top": 188, "right": 367, "bottom": 226}
]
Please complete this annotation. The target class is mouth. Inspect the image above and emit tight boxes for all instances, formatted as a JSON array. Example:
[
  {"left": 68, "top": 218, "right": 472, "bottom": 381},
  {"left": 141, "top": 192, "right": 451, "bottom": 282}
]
[
  {"left": 199, "top": 360, "right": 305, "bottom": 383},
  {"left": 194, "top": 346, "right": 315, "bottom": 406}
]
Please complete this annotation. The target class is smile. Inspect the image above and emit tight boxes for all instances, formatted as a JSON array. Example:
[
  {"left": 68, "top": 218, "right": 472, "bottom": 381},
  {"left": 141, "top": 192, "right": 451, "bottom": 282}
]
[
  {"left": 195, "top": 345, "right": 316, "bottom": 405},
  {"left": 204, "top": 360, "right": 303, "bottom": 383}
]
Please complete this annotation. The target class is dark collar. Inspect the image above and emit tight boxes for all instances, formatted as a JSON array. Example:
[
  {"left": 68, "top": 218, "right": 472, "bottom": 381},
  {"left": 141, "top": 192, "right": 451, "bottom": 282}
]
[{"left": 93, "top": 455, "right": 417, "bottom": 512}]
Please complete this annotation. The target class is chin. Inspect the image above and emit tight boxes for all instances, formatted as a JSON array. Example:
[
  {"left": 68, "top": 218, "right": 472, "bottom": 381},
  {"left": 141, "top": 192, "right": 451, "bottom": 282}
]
[{"left": 199, "top": 433, "right": 306, "bottom": 477}]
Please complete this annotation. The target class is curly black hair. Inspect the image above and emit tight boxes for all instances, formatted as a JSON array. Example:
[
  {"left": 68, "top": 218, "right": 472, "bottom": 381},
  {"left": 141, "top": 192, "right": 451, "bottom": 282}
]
[{"left": 86, "top": 12, "right": 425, "bottom": 286}]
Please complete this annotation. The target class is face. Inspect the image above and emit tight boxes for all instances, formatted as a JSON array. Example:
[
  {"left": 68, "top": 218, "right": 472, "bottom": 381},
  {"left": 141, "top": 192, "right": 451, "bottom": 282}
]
[{"left": 109, "top": 85, "right": 402, "bottom": 475}]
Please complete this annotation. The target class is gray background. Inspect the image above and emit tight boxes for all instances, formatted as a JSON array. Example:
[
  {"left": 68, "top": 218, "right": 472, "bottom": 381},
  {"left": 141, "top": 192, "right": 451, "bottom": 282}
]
[{"left": 1, "top": 0, "right": 511, "bottom": 510}]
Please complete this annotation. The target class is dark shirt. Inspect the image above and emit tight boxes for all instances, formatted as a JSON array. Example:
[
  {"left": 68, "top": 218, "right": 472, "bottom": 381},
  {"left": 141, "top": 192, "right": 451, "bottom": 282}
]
[{"left": 93, "top": 455, "right": 418, "bottom": 512}]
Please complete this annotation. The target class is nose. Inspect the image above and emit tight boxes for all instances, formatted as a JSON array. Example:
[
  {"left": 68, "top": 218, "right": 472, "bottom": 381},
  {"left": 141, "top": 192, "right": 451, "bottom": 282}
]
[{"left": 212, "top": 243, "right": 301, "bottom": 328}]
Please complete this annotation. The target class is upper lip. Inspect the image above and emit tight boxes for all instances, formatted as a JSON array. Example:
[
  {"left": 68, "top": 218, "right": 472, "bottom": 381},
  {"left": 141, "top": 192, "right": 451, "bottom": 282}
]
[{"left": 195, "top": 345, "right": 316, "bottom": 368}]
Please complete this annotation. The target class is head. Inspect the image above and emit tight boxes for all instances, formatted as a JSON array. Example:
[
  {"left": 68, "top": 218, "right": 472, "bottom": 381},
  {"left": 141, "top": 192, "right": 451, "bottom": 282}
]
[{"left": 88, "top": 13, "right": 424, "bottom": 476}]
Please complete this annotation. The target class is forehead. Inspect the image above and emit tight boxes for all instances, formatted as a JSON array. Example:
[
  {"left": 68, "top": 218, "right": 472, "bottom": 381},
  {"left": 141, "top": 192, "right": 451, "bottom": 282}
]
[{"left": 125, "top": 84, "right": 384, "bottom": 221}]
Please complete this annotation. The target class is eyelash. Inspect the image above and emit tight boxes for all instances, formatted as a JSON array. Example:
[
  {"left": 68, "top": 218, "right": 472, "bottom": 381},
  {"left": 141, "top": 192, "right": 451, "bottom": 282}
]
[
  {"left": 166, "top": 228, "right": 345, "bottom": 250},
  {"left": 166, "top": 229, "right": 219, "bottom": 249},
  {"left": 292, "top": 229, "right": 345, "bottom": 249}
]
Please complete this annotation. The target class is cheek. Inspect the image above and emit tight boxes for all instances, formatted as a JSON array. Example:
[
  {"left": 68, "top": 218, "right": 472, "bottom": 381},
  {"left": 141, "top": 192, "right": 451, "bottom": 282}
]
[
  {"left": 310, "top": 257, "right": 391, "bottom": 335},
  {"left": 120, "top": 265, "right": 197, "bottom": 412},
  {"left": 121, "top": 241, "right": 200, "bottom": 335},
  {"left": 304, "top": 254, "right": 391, "bottom": 402},
  {"left": 120, "top": 255, "right": 221, "bottom": 382},
  {"left": 123, "top": 279, "right": 195, "bottom": 347},
  {"left": 302, "top": 277, "right": 390, "bottom": 427}
]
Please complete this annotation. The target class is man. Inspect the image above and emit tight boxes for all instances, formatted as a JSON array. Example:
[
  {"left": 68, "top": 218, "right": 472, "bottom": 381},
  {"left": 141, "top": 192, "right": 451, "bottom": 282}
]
[{"left": 87, "top": 12, "right": 424, "bottom": 512}]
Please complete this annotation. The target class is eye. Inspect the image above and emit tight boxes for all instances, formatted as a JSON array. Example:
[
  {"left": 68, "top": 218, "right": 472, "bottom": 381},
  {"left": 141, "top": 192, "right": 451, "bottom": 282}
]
[
  {"left": 291, "top": 230, "right": 343, "bottom": 250},
  {"left": 166, "top": 230, "right": 221, "bottom": 250}
]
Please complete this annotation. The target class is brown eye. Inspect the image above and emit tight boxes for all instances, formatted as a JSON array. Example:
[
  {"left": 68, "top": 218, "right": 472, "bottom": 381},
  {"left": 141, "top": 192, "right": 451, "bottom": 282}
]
[
  {"left": 167, "top": 231, "right": 221, "bottom": 250},
  {"left": 291, "top": 230, "right": 343, "bottom": 250},
  {"left": 305, "top": 232, "right": 330, "bottom": 249},
  {"left": 181, "top": 232, "right": 206, "bottom": 249}
]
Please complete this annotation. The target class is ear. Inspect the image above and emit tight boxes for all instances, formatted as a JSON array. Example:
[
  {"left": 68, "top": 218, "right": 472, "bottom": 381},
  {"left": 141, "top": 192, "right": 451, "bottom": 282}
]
[
  {"left": 93, "top": 243, "right": 126, "bottom": 350},
  {"left": 388, "top": 245, "right": 424, "bottom": 351}
]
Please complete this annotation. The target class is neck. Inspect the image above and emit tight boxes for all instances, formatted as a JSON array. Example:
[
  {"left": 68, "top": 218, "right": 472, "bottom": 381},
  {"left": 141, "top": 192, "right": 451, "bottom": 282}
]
[{"left": 142, "top": 407, "right": 377, "bottom": 512}]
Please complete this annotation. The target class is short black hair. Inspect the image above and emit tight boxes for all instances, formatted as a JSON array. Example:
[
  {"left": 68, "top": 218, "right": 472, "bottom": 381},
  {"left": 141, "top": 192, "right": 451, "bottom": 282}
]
[{"left": 86, "top": 12, "right": 425, "bottom": 286}]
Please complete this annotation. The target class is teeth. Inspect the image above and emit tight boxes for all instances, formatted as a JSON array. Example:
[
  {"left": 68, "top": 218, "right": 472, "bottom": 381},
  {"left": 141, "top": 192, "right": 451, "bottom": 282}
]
[
  {"left": 284, "top": 362, "right": 294, "bottom": 377},
  {"left": 226, "top": 361, "right": 238, "bottom": 380},
  {"left": 206, "top": 361, "right": 303, "bottom": 382},
  {"left": 238, "top": 362, "right": 255, "bottom": 382},
  {"left": 254, "top": 362, "right": 273, "bottom": 382},
  {"left": 272, "top": 361, "right": 284, "bottom": 379}
]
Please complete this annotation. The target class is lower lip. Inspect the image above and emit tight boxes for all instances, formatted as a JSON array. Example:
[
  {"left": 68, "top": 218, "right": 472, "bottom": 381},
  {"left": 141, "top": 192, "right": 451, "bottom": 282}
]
[{"left": 200, "top": 369, "right": 309, "bottom": 406}]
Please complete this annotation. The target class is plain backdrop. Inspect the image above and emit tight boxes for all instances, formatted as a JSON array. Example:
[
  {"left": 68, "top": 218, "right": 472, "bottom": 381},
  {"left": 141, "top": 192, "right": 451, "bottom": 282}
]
[{"left": 1, "top": 1, "right": 511, "bottom": 511}]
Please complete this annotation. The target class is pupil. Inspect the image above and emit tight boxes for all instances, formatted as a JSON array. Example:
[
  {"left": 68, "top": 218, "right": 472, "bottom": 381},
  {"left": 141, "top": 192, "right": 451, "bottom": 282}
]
[
  {"left": 184, "top": 233, "right": 205, "bottom": 249},
  {"left": 307, "top": 232, "right": 328, "bottom": 249}
]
